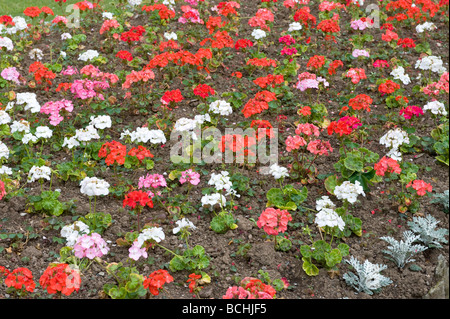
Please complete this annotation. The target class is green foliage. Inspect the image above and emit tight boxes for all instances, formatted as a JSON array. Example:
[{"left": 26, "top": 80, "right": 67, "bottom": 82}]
[
  {"left": 56, "top": 162, "right": 87, "bottom": 182},
  {"left": 430, "top": 122, "right": 449, "bottom": 166},
  {"left": 275, "top": 236, "right": 292, "bottom": 252},
  {"left": 103, "top": 263, "right": 147, "bottom": 299},
  {"left": 266, "top": 184, "right": 308, "bottom": 211},
  {"left": 78, "top": 212, "right": 113, "bottom": 235},
  {"left": 300, "top": 240, "right": 349, "bottom": 276},
  {"left": 334, "top": 147, "right": 379, "bottom": 192},
  {"left": 210, "top": 211, "right": 237, "bottom": 234},
  {"left": 27, "top": 191, "right": 72, "bottom": 216},
  {"left": 169, "top": 245, "right": 210, "bottom": 272}
]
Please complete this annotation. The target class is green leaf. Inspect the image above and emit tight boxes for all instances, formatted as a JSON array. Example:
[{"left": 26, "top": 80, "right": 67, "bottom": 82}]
[
  {"left": 312, "top": 240, "right": 331, "bottom": 262},
  {"left": 191, "top": 245, "right": 205, "bottom": 257},
  {"left": 324, "top": 175, "right": 338, "bottom": 195},
  {"left": 108, "top": 287, "right": 127, "bottom": 299},
  {"left": 302, "top": 257, "right": 319, "bottom": 276},
  {"left": 288, "top": 186, "right": 308, "bottom": 205},
  {"left": 300, "top": 245, "right": 313, "bottom": 258},
  {"left": 337, "top": 243, "right": 350, "bottom": 257},
  {"left": 266, "top": 188, "right": 285, "bottom": 207},
  {"left": 169, "top": 256, "right": 186, "bottom": 272},
  {"left": 344, "top": 153, "right": 363, "bottom": 172},
  {"left": 325, "top": 249, "right": 342, "bottom": 268}
]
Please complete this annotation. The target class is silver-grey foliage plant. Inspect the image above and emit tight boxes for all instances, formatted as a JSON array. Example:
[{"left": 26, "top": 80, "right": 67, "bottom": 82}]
[
  {"left": 430, "top": 190, "right": 449, "bottom": 213},
  {"left": 343, "top": 256, "right": 393, "bottom": 295},
  {"left": 407, "top": 214, "right": 449, "bottom": 248},
  {"left": 380, "top": 231, "right": 428, "bottom": 268}
]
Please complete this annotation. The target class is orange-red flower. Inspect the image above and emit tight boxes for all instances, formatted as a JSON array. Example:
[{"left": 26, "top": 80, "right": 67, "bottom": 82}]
[
  {"left": 186, "top": 273, "right": 202, "bottom": 293},
  {"left": 307, "top": 55, "right": 326, "bottom": 70},
  {"left": 123, "top": 190, "right": 154, "bottom": 210},
  {"left": 374, "top": 156, "right": 401, "bottom": 176},
  {"left": 98, "top": 141, "right": 127, "bottom": 166},
  {"left": 348, "top": 94, "right": 373, "bottom": 112},
  {"left": 378, "top": 80, "right": 400, "bottom": 95},
  {"left": 143, "top": 270, "right": 174, "bottom": 296},
  {"left": 23, "top": 7, "right": 41, "bottom": 18},
  {"left": 39, "top": 263, "right": 81, "bottom": 296},
  {"left": 4, "top": 267, "right": 35, "bottom": 293},
  {"left": 128, "top": 145, "right": 154, "bottom": 163}
]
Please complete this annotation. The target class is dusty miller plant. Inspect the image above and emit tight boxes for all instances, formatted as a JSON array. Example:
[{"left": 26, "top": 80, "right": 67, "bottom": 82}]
[
  {"left": 430, "top": 190, "right": 449, "bottom": 214},
  {"left": 343, "top": 256, "right": 392, "bottom": 295},
  {"left": 380, "top": 231, "right": 428, "bottom": 268},
  {"left": 407, "top": 214, "right": 449, "bottom": 248}
]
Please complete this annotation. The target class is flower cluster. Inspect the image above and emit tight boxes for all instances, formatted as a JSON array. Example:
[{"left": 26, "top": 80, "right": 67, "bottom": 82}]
[
  {"left": 257, "top": 207, "right": 292, "bottom": 236},
  {"left": 39, "top": 263, "right": 81, "bottom": 296},
  {"left": 73, "top": 233, "right": 109, "bottom": 259},
  {"left": 334, "top": 180, "right": 366, "bottom": 204},
  {"left": 143, "top": 270, "right": 174, "bottom": 296},
  {"left": 223, "top": 277, "right": 276, "bottom": 299}
]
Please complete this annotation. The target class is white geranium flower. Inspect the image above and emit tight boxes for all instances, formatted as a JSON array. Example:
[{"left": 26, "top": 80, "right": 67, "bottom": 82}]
[
  {"left": 173, "top": 218, "right": 196, "bottom": 234},
  {"left": 423, "top": 100, "right": 447, "bottom": 116},
  {"left": 78, "top": 49, "right": 99, "bottom": 62},
  {"left": 74, "top": 125, "right": 100, "bottom": 142},
  {"left": 22, "top": 133, "right": 38, "bottom": 145},
  {"left": 288, "top": 22, "right": 302, "bottom": 32},
  {"left": 0, "top": 141, "right": 9, "bottom": 160},
  {"left": 209, "top": 100, "right": 233, "bottom": 116},
  {"left": 10, "top": 120, "right": 31, "bottom": 134},
  {"left": 269, "top": 163, "right": 289, "bottom": 180},
  {"left": 390, "top": 66, "right": 411, "bottom": 85},
  {"left": 0, "top": 165, "right": 12, "bottom": 175},
  {"left": 334, "top": 181, "right": 365, "bottom": 204},
  {"left": 201, "top": 193, "right": 226, "bottom": 208},
  {"left": 35, "top": 126, "right": 53, "bottom": 139},
  {"left": 137, "top": 227, "right": 165, "bottom": 246},
  {"left": 164, "top": 32, "right": 177, "bottom": 41},
  {"left": 315, "top": 208, "right": 345, "bottom": 231},
  {"left": 315, "top": 196, "right": 336, "bottom": 212},
  {"left": 61, "top": 221, "right": 90, "bottom": 247},
  {"left": 252, "top": 29, "right": 267, "bottom": 40},
  {"left": 62, "top": 136, "right": 80, "bottom": 149},
  {"left": 416, "top": 22, "right": 436, "bottom": 33},
  {"left": 0, "top": 110, "right": 11, "bottom": 125},
  {"left": 29, "top": 48, "right": 44, "bottom": 60},
  {"left": 28, "top": 165, "right": 52, "bottom": 183},
  {"left": 89, "top": 115, "right": 112, "bottom": 130},
  {"left": 16, "top": 92, "right": 41, "bottom": 113},
  {"left": 61, "top": 33, "right": 72, "bottom": 40},
  {"left": 80, "top": 177, "right": 110, "bottom": 196},
  {"left": 415, "top": 56, "right": 446, "bottom": 74},
  {"left": 0, "top": 36, "right": 14, "bottom": 51}
]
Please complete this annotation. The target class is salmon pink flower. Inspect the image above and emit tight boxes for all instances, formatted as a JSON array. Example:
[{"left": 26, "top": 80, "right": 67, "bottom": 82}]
[
  {"left": 257, "top": 208, "right": 292, "bottom": 236},
  {"left": 406, "top": 180, "right": 432, "bottom": 196}
]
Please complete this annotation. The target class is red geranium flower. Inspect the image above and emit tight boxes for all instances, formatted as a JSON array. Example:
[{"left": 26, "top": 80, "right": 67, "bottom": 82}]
[
  {"left": 4, "top": 267, "right": 36, "bottom": 293},
  {"left": 98, "top": 141, "right": 127, "bottom": 166},
  {"left": 123, "top": 190, "right": 154, "bottom": 210},
  {"left": 116, "top": 50, "right": 133, "bottom": 61},
  {"left": 39, "top": 263, "right": 81, "bottom": 296},
  {"left": 128, "top": 145, "right": 154, "bottom": 163},
  {"left": 23, "top": 7, "right": 41, "bottom": 18},
  {"left": 143, "top": 270, "right": 174, "bottom": 296}
]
